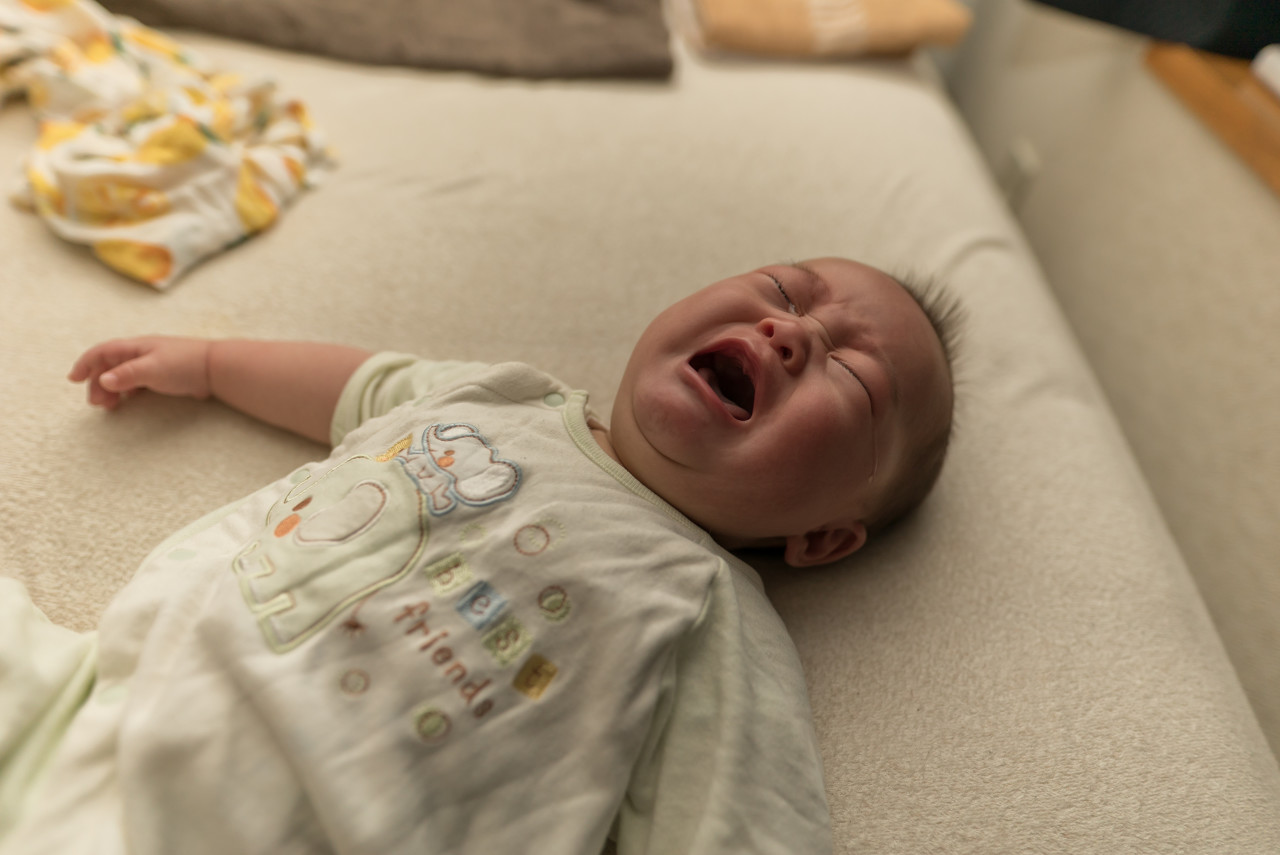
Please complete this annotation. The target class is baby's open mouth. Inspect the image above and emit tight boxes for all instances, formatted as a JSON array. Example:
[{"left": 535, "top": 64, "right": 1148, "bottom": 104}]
[{"left": 690, "top": 350, "right": 755, "bottom": 420}]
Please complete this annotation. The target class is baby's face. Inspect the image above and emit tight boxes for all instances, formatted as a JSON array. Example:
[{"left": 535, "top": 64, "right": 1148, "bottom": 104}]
[{"left": 608, "top": 257, "right": 949, "bottom": 565}]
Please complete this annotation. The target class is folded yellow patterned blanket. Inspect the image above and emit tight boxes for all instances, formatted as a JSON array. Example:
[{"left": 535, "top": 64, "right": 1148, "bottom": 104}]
[
  {"left": 671, "top": 0, "right": 971, "bottom": 58},
  {"left": 1, "top": 0, "right": 330, "bottom": 289}
]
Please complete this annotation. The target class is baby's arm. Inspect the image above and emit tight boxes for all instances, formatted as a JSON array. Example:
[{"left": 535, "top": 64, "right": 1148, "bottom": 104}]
[{"left": 68, "top": 336, "right": 372, "bottom": 445}]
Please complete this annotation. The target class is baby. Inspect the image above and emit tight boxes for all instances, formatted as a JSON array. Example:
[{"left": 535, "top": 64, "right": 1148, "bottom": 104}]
[{"left": 1, "top": 257, "right": 958, "bottom": 855}]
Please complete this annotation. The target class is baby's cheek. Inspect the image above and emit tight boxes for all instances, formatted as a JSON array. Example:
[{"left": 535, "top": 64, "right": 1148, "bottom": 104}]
[{"left": 776, "top": 416, "right": 869, "bottom": 492}]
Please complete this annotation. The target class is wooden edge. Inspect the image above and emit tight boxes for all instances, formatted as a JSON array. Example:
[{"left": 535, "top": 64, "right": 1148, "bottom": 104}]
[{"left": 1145, "top": 42, "right": 1280, "bottom": 199}]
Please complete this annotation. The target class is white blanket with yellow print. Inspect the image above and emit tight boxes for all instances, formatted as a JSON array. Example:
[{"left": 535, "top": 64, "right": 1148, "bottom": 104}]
[{"left": 0, "top": 0, "right": 330, "bottom": 288}]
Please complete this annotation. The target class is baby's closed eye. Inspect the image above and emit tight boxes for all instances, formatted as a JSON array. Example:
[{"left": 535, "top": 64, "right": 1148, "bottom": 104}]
[{"left": 766, "top": 273, "right": 799, "bottom": 315}]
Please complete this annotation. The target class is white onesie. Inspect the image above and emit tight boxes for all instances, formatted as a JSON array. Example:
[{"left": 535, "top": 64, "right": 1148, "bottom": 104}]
[{"left": 0, "top": 353, "right": 831, "bottom": 855}]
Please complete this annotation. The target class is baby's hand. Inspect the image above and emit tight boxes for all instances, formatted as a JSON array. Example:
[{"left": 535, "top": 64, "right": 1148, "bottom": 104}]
[{"left": 68, "top": 336, "right": 212, "bottom": 410}]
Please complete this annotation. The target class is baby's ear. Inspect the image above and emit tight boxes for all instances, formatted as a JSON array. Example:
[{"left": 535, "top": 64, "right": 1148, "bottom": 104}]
[{"left": 783, "top": 523, "right": 867, "bottom": 568}]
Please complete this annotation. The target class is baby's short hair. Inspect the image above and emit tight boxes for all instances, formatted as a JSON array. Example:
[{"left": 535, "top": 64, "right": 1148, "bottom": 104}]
[{"left": 865, "top": 273, "right": 964, "bottom": 534}]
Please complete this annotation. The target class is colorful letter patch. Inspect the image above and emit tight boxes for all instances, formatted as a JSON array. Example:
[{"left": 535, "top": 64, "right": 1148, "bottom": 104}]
[
  {"left": 481, "top": 615, "right": 532, "bottom": 666},
  {"left": 456, "top": 581, "right": 507, "bottom": 631},
  {"left": 424, "top": 553, "right": 473, "bottom": 595},
  {"left": 513, "top": 654, "right": 558, "bottom": 700}
]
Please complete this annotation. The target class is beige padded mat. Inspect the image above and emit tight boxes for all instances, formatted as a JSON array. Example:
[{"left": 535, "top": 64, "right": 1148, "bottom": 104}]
[{"left": 2, "top": 34, "right": 1279, "bottom": 853}]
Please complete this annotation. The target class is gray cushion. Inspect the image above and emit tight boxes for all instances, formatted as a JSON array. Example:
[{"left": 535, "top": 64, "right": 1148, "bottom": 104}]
[{"left": 103, "top": 0, "right": 673, "bottom": 78}]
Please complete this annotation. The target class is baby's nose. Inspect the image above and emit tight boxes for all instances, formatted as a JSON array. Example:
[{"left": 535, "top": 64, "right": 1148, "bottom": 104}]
[{"left": 758, "top": 316, "right": 809, "bottom": 369}]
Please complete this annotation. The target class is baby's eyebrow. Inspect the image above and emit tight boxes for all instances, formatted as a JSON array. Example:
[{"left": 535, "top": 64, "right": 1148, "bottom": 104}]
[{"left": 787, "top": 261, "right": 825, "bottom": 291}]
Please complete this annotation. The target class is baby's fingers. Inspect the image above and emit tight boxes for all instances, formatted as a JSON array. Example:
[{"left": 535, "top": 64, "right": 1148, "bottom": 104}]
[
  {"left": 68, "top": 340, "right": 152, "bottom": 409},
  {"left": 87, "top": 378, "right": 127, "bottom": 410},
  {"left": 68, "top": 339, "right": 145, "bottom": 383},
  {"left": 97, "top": 353, "right": 159, "bottom": 395},
  {"left": 69, "top": 336, "right": 211, "bottom": 409}
]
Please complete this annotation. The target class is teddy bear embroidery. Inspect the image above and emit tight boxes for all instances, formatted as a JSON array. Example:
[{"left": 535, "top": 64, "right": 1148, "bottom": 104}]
[{"left": 394, "top": 423, "right": 523, "bottom": 515}]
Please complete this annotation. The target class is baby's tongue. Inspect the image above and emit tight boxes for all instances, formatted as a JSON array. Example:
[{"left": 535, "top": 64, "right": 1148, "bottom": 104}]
[{"left": 696, "top": 365, "right": 749, "bottom": 419}]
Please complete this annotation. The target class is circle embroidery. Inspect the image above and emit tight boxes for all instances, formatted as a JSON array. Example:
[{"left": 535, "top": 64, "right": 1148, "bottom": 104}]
[
  {"left": 414, "top": 707, "right": 452, "bottom": 743},
  {"left": 514, "top": 524, "right": 551, "bottom": 556},
  {"left": 537, "top": 585, "right": 571, "bottom": 622},
  {"left": 339, "top": 669, "right": 370, "bottom": 695}
]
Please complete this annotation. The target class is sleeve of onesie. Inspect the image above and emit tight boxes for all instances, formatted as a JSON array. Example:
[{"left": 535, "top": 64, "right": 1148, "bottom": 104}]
[
  {"left": 329, "top": 352, "right": 490, "bottom": 446},
  {"left": 615, "top": 560, "right": 833, "bottom": 855}
]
